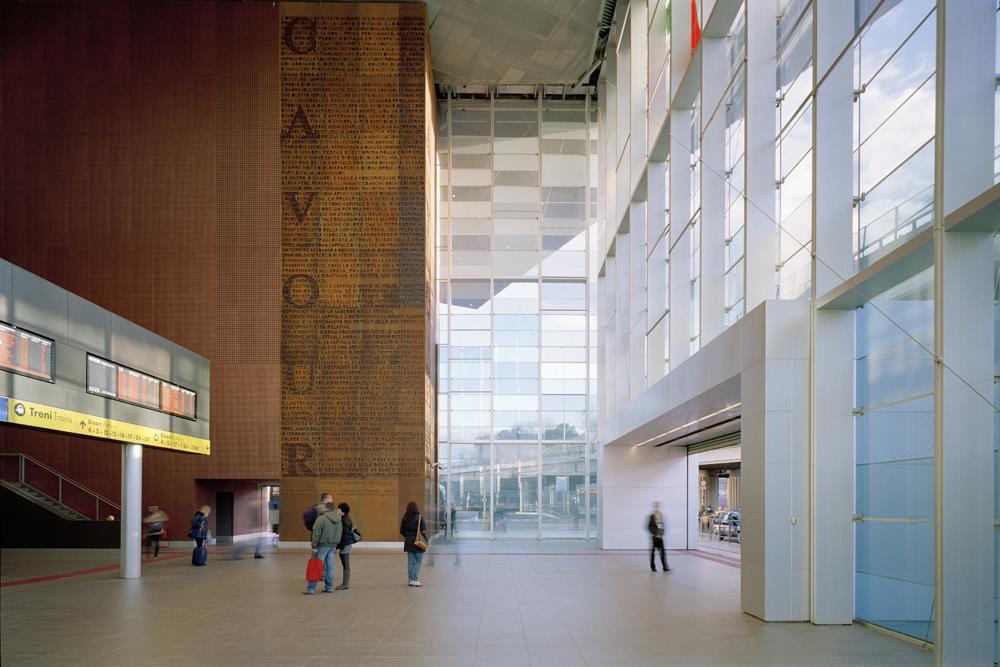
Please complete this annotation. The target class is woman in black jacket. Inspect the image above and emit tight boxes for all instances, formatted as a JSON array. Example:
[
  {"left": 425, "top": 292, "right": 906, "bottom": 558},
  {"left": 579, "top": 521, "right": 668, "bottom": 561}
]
[
  {"left": 399, "top": 500, "right": 427, "bottom": 587},
  {"left": 335, "top": 502, "right": 353, "bottom": 590}
]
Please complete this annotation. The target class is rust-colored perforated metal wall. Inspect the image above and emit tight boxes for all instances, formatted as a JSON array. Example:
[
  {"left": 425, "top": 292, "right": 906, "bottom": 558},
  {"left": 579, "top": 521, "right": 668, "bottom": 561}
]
[
  {"left": 0, "top": 1, "right": 281, "bottom": 531},
  {"left": 278, "top": 2, "right": 436, "bottom": 542}
]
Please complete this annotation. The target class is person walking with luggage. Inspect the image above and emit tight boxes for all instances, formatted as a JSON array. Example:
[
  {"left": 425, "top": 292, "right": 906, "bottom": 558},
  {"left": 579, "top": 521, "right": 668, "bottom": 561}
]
[
  {"left": 143, "top": 505, "right": 168, "bottom": 559},
  {"left": 305, "top": 502, "right": 342, "bottom": 595},
  {"left": 648, "top": 501, "right": 670, "bottom": 572},
  {"left": 400, "top": 500, "right": 428, "bottom": 587},
  {"left": 189, "top": 505, "right": 210, "bottom": 566},
  {"left": 335, "top": 502, "right": 354, "bottom": 590}
]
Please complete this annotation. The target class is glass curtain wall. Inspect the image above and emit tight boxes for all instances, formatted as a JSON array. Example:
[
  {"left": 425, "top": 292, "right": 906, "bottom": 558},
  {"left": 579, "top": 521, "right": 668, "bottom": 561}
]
[
  {"left": 853, "top": 0, "right": 937, "bottom": 268},
  {"left": 689, "top": 94, "right": 702, "bottom": 354},
  {"left": 854, "top": 267, "right": 935, "bottom": 640},
  {"left": 995, "top": 2, "right": 999, "bottom": 183},
  {"left": 437, "top": 95, "right": 597, "bottom": 539},
  {"left": 723, "top": 8, "right": 747, "bottom": 326},
  {"left": 775, "top": 0, "right": 813, "bottom": 298}
]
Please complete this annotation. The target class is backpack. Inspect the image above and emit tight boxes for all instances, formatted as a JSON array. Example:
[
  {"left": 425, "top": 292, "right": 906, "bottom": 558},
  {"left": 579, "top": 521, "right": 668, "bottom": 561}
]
[
  {"left": 303, "top": 506, "right": 318, "bottom": 531},
  {"left": 351, "top": 527, "right": 362, "bottom": 543}
]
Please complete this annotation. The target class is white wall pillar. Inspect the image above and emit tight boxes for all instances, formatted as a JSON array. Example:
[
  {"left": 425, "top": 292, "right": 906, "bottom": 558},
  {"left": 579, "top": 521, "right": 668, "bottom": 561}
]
[
  {"left": 700, "top": 35, "right": 727, "bottom": 344},
  {"left": 601, "top": 442, "right": 689, "bottom": 550},
  {"left": 813, "top": 0, "right": 855, "bottom": 295},
  {"left": 938, "top": 231, "right": 995, "bottom": 665},
  {"left": 120, "top": 443, "right": 142, "bottom": 579},
  {"left": 811, "top": 308, "right": 854, "bottom": 624},
  {"left": 669, "top": 108, "right": 692, "bottom": 367},
  {"left": 741, "top": 299, "right": 810, "bottom": 621},
  {"left": 744, "top": 0, "right": 777, "bottom": 310},
  {"left": 934, "top": 1, "right": 996, "bottom": 663},
  {"left": 629, "top": 203, "right": 648, "bottom": 398}
]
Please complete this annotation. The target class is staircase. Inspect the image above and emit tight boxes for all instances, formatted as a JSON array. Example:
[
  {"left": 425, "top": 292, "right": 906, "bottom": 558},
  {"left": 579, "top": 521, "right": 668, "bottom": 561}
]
[{"left": 0, "top": 453, "right": 120, "bottom": 521}]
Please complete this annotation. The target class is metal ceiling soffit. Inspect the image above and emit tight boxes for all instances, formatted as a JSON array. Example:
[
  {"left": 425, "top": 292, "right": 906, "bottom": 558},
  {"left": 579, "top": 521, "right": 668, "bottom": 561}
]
[{"left": 573, "top": 0, "right": 618, "bottom": 89}]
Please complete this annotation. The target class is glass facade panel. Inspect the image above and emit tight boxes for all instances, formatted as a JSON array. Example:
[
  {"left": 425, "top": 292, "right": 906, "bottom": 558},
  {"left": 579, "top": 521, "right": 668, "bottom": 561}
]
[
  {"left": 852, "top": 1, "right": 936, "bottom": 267},
  {"left": 437, "top": 97, "right": 595, "bottom": 539},
  {"left": 542, "top": 443, "right": 587, "bottom": 537},
  {"left": 854, "top": 267, "right": 935, "bottom": 641}
]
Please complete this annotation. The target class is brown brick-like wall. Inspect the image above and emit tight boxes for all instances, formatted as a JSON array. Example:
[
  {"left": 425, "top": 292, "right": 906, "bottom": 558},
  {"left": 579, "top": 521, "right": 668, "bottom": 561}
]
[
  {"left": 0, "top": 1, "right": 281, "bottom": 535},
  {"left": 279, "top": 3, "right": 436, "bottom": 542}
]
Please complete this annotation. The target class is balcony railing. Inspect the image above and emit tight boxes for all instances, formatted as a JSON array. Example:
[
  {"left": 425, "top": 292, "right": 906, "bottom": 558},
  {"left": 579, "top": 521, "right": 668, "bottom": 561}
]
[{"left": 0, "top": 453, "right": 121, "bottom": 521}]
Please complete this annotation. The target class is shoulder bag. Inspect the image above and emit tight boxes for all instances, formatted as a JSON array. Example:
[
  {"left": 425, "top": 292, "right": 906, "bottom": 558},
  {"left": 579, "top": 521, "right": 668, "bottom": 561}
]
[{"left": 413, "top": 514, "right": 429, "bottom": 550}]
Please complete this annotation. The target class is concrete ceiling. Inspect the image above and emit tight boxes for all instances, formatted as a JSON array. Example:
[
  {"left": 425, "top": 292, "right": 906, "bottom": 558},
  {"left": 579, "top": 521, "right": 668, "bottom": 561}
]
[{"left": 426, "top": 0, "right": 604, "bottom": 85}]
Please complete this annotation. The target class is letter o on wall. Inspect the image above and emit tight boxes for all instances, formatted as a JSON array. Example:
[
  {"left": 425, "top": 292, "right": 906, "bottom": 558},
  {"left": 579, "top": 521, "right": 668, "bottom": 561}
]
[{"left": 283, "top": 274, "right": 319, "bottom": 308}]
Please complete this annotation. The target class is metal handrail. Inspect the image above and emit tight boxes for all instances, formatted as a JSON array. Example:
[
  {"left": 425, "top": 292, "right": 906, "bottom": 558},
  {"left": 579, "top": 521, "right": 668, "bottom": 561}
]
[
  {"left": 0, "top": 453, "right": 121, "bottom": 517},
  {"left": 857, "top": 183, "right": 934, "bottom": 266}
]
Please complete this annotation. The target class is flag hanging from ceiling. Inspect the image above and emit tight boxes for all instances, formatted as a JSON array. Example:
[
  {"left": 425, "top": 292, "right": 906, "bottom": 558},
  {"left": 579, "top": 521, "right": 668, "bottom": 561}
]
[{"left": 691, "top": 0, "right": 702, "bottom": 53}]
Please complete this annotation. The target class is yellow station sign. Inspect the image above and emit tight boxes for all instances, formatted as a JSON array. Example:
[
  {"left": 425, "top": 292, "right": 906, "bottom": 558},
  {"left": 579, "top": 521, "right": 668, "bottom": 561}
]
[{"left": 1, "top": 397, "right": 210, "bottom": 455}]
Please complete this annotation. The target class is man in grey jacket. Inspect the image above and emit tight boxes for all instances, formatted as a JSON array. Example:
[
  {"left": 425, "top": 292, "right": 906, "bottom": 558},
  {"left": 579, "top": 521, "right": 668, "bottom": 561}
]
[{"left": 305, "top": 502, "right": 343, "bottom": 594}]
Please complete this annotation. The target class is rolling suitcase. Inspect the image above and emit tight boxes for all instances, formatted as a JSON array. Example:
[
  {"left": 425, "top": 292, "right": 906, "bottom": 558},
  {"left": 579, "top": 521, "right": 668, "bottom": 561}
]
[{"left": 192, "top": 545, "right": 208, "bottom": 566}]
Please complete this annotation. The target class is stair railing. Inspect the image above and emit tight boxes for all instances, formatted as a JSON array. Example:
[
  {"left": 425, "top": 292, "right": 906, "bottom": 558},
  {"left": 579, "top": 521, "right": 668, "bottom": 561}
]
[{"left": 0, "top": 453, "right": 121, "bottom": 520}]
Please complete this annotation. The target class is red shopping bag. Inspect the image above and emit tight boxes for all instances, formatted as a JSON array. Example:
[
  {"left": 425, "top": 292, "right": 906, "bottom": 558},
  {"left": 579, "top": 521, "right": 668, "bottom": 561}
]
[{"left": 306, "top": 555, "right": 323, "bottom": 582}]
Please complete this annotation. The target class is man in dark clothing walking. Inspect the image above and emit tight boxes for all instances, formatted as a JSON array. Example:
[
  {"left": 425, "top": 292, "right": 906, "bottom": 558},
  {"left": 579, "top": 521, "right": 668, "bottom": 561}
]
[{"left": 648, "top": 501, "right": 670, "bottom": 572}]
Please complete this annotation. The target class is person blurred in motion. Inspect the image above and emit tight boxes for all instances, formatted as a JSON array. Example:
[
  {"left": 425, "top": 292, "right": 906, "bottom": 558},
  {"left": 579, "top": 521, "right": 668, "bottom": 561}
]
[
  {"left": 335, "top": 502, "right": 353, "bottom": 590},
  {"left": 400, "top": 500, "right": 428, "bottom": 587},
  {"left": 189, "top": 505, "right": 210, "bottom": 549},
  {"left": 305, "top": 501, "right": 342, "bottom": 595},
  {"left": 231, "top": 537, "right": 266, "bottom": 560},
  {"left": 647, "top": 501, "right": 670, "bottom": 572},
  {"left": 303, "top": 492, "right": 333, "bottom": 533},
  {"left": 143, "top": 505, "right": 168, "bottom": 559}
]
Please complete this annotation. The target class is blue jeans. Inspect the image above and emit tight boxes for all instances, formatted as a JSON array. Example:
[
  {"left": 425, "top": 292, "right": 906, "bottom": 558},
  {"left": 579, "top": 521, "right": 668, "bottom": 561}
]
[
  {"left": 307, "top": 546, "right": 336, "bottom": 592},
  {"left": 407, "top": 550, "right": 424, "bottom": 582}
]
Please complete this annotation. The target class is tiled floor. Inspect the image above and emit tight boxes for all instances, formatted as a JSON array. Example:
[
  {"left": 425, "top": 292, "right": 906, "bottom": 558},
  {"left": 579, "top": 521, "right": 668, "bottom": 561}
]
[
  {"left": 0, "top": 541, "right": 931, "bottom": 666},
  {"left": 695, "top": 534, "right": 742, "bottom": 558}
]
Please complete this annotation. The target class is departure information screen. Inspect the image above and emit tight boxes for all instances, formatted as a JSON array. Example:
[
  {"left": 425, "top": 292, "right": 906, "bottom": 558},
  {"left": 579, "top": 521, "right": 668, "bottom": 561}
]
[
  {"left": 116, "top": 366, "right": 160, "bottom": 410},
  {"left": 161, "top": 382, "right": 197, "bottom": 420},
  {"left": 87, "top": 354, "right": 196, "bottom": 419},
  {"left": 0, "top": 322, "right": 54, "bottom": 382},
  {"left": 87, "top": 355, "right": 117, "bottom": 397}
]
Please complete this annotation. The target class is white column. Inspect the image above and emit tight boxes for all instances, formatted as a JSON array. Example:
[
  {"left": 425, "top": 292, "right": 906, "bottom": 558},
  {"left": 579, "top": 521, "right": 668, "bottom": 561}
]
[
  {"left": 120, "top": 443, "right": 142, "bottom": 579},
  {"left": 668, "top": 108, "right": 692, "bottom": 367},
  {"left": 743, "top": 0, "right": 777, "bottom": 310},
  {"left": 741, "top": 299, "right": 811, "bottom": 621},
  {"left": 810, "top": 2, "right": 856, "bottom": 619},
  {"left": 934, "top": 2, "right": 996, "bottom": 664},
  {"left": 700, "top": 34, "right": 727, "bottom": 343},
  {"left": 813, "top": 0, "right": 856, "bottom": 296},
  {"left": 938, "top": 232, "right": 995, "bottom": 665},
  {"left": 811, "top": 308, "right": 854, "bottom": 624}
]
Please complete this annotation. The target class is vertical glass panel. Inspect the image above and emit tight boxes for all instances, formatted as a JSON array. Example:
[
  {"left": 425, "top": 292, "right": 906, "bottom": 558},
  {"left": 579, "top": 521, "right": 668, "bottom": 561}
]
[
  {"left": 854, "top": 266, "right": 935, "bottom": 641},
  {"left": 493, "top": 444, "right": 539, "bottom": 537},
  {"left": 450, "top": 443, "right": 492, "bottom": 537},
  {"left": 857, "top": 140, "right": 934, "bottom": 268},
  {"left": 542, "top": 443, "right": 587, "bottom": 537},
  {"left": 438, "top": 97, "right": 592, "bottom": 540}
]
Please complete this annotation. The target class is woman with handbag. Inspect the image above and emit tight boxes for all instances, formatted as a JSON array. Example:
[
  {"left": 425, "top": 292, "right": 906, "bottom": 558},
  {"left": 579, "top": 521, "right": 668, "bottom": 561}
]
[
  {"left": 335, "top": 502, "right": 354, "bottom": 590},
  {"left": 399, "top": 500, "right": 428, "bottom": 587}
]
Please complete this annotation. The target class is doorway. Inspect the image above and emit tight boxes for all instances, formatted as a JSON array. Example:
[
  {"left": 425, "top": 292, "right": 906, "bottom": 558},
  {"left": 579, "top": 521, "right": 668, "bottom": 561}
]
[
  {"left": 692, "top": 444, "right": 741, "bottom": 558},
  {"left": 215, "top": 491, "right": 234, "bottom": 545}
]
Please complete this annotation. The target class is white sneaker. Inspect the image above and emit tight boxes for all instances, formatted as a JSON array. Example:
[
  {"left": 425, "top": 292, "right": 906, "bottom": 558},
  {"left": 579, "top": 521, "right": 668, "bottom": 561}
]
[
  {"left": 408, "top": 580, "right": 415, "bottom": 586},
  {"left": 412, "top": 580, "right": 423, "bottom": 587}
]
